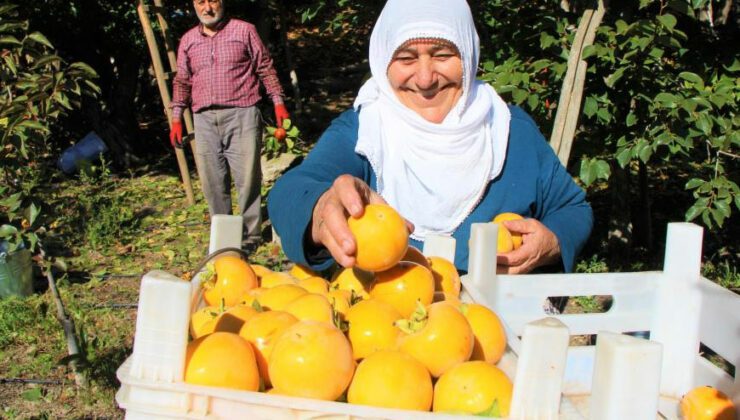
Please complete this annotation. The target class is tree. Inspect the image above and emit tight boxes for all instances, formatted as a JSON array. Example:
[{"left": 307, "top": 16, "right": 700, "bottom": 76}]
[
  {"left": 0, "top": 3, "right": 99, "bottom": 253},
  {"left": 15, "top": 1, "right": 163, "bottom": 166},
  {"left": 476, "top": 0, "right": 738, "bottom": 265}
]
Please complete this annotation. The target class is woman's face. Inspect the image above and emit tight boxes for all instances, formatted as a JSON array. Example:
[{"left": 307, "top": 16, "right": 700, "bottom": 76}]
[{"left": 387, "top": 41, "right": 463, "bottom": 124}]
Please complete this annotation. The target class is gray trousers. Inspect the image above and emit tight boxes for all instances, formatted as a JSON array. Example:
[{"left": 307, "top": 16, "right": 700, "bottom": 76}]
[{"left": 193, "top": 106, "right": 262, "bottom": 242}]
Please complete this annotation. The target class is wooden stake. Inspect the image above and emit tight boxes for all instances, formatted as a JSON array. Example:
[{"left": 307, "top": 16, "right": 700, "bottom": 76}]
[
  {"left": 137, "top": 0, "right": 195, "bottom": 206},
  {"left": 550, "top": 0, "right": 606, "bottom": 167},
  {"left": 45, "top": 267, "right": 87, "bottom": 387},
  {"left": 152, "top": 0, "right": 198, "bottom": 156}
]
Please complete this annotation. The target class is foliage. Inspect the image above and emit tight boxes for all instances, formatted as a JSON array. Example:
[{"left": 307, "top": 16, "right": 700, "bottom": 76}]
[
  {"left": 73, "top": 159, "right": 140, "bottom": 250},
  {"left": 263, "top": 118, "right": 302, "bottom": 159},
  {"left": 477, "top": 1, "right": 572, "bottom": 134},
  {"left": 0, "top": 185, "right": 40, "bottom": 253},
  {"left": 475, "top": 0, "right": 738, "bottom": 231},
  {"left": 0, "top": 3, "right": 99, "bottom": 254},
  {"left": 577, "top": 2, "right": 739, "bottom": 229},
  {"left": 296, "top": 0, "right": 384, "bottom": 33},
  {"left": 703, "top": 259, "right": 740, "bottom": 290},
  {"left": 575, "top": 254, "right": 610, "bottom": 274}
]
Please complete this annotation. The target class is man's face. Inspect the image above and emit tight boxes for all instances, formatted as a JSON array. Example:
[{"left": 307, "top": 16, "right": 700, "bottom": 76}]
[{"left": 194, "top": 0, "right": 224, "bottom": 28}]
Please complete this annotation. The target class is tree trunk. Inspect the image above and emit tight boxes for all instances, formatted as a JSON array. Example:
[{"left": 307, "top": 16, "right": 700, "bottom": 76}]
[
  {"left": 634, "top": 160, "right": 653, "bottom": 250},
  {"left": 608, "top": 161, "right": 632, "bottom": 268}
]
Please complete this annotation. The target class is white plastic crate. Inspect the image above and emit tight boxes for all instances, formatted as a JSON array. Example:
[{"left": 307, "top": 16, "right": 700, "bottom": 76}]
[{"left": 116, "top": 216, "right": 740, "bottom": 419}]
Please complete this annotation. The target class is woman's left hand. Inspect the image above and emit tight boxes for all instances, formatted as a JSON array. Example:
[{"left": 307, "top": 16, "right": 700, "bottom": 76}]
[{"left": 496, "top": 218, "right": 561, "bottom": 274}]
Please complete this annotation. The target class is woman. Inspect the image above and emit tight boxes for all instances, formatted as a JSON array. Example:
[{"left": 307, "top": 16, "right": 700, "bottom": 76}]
[{"left": 268, "top": 0, "right": 593, "bottom": 273}]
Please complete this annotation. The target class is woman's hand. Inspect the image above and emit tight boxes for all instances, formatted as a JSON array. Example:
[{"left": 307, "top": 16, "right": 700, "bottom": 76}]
[
  {"left": 496, "top": 218, "right": 561, "bottom": 274},
  {"left": 310, "top": 175, "right": 390, "bottom": 267}
]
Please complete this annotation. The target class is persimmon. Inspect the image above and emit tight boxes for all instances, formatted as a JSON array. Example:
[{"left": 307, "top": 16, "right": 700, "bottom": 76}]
[
  {"left": 427, "top": 256, "right": 461, "bottom": 297},
  {"left": 239, "top": 310, "right": 298, "bottom": 388},
  {"left": 274, "top": 127, "right": 287, "bottom": 141},
  {"left": 327, "top": 289, "right": 352, "bottom": 319},
  {"left": 289, "top": 263, "right": 319, "bottom": 280},
  {"left": 432, "top": 291, "right": 462, "bottom": 305},
  {"left": 269, "top": 321, "right": 354, "bottom": 401},
  {"left": 492, "top": 212, "right": 523, "bottom": 250},
  {"left": 250, "top": 264, "right": 273, "bottom": 279},
  {"left": 202, "top": 255, "right": 258, "bottom": 307},
  {"left": 402, "top": 246, "right": 431, "bottom": 269},
  {"left": 191, "top": 303, "right": 259, "bottom": 338},
  {"left": 369, "top": 261, "right": 435, "bottom": 318},
  {"left": 239, "top": 287, "right": 267, "bottom": 307},
  {"left": 461, "top": 303, "right": 507, "bottom": 364},
  {"left": 347, "top": 350, "right": 433, "bottom": 410},
  {"left": 348, "top": 204, "right": 409, "bottom": 272},
  {"left": 213, "top": 304, "right": 258, "bottom": 334},
  {"left": 330, "top": 267, "right": 375, "bottom": 300},
  {"left": 396, "top": 301, "right": 474, "bottom": 378},
  {"left": 259, "top": 271, "right": 297, "bottom": 288},
  {"left": 680, "top": 385, "right": 736, "bottom": 420},
  {"left": 284, "top": 293, "right": 334, "bottom": 324},
  {"left": 433, "top": 361, "right": 513, "bottom": 416},
  {"left": 185, "top": 332, "right": 260, "bottom": 391},
  {"left": 296, "top": 275, "right": 330, "bottom": 296},
  {"left": 346, "top": 298, "right": 403, "bottom": 360},
  {"left": 190, "top": 305, "right": 220, "bottom": 339},
  {"left": 494, "top": 223, "right": 515, "bottom": 253},
  {"left": 256, "top": 284, "right": 307, "bottom": 311}
]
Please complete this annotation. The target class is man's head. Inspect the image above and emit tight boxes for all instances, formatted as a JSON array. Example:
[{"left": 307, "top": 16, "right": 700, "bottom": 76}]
[{"left": 193, "top": 0, "right": 224, "bottom": 28}]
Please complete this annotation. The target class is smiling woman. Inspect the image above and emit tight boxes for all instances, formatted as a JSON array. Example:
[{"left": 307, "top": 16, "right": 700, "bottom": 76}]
[
  {"left": 267, "top": 0, "right": 593, "bottom": 276},
  {"left": 387, "top": 40, "right": 463, "bottom": 123}
]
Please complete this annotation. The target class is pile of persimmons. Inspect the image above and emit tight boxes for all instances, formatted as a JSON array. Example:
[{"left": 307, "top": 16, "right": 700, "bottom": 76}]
[{"left": 185, "top": 204, "right": 514, "bottom": 416}]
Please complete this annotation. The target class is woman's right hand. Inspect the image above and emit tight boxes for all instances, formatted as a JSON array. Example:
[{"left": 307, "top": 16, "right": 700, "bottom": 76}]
[{"left": 310, "top": 175, "right": 387, "bottom": 267}]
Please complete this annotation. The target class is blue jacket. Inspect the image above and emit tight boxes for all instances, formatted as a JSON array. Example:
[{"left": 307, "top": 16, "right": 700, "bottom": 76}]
[{"left": 268, "top": 106, "right": 593, "bottom": 273}]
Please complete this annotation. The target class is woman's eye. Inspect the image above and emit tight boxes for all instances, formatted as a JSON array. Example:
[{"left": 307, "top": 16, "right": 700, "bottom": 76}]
[
  {"left": 395, "top": 56, "right": 416, "bottom": 63},
  {"left": 434, "top": 53, "right": 455, "bottom": 60}
]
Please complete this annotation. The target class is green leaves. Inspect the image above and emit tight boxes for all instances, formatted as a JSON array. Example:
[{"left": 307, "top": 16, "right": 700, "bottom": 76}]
[
  {"left": 26, "top": 31, "right": 53, "bottom": 48},
  {"left": 605, "top": 67, "right": 626, "bottom": 88},
  {"left": 262, "top": 119, "right": 302, "bottom": 159},
  {"left": 0, "top": 6, "right": 99, "bottom": 256},
  {"left": 678, "top": 71, "right": 704, "bottom": 88},
  {"left": 579, "top": 158, "right": 611, "bottom": 186},
  {"left": 685, "top": 176, "right": 740, "bottom": 228},
  {"left": 474, "top": 2, "right": 738, "bottom": 235},
  {"left": 656, "top": 14, "right": 677, "bottom": 32}
]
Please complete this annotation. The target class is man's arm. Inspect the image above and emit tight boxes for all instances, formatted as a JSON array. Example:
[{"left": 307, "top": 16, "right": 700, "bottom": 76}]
[
  {"left": 246, "top": 26, "right": 284, "bottom": 106},
  {"left": 171, "top": 36, "right": 193, "bottom": 121}
]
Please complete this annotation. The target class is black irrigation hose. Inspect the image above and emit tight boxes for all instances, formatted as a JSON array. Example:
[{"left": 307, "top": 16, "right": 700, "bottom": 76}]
[
  {"left": 96, "top": 274, "right": 142, "bottom": 279},
  {"left": 189, "top": 247, "right": 251, "bottom": 280},
  {"left": 0, "top": 378, "right": 66, "bottom": 385},
  {"left": 91, "top": 303, "right": 138, "bottom": 309}
]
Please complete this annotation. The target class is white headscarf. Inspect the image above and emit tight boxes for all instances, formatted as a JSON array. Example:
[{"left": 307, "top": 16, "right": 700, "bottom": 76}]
[{"left": 354, "top": 0, "right": 510, "bottom": 241}]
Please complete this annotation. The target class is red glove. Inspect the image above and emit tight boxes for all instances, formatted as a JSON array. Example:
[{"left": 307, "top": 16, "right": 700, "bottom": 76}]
[
  {"left": 170, "top": 120, "right": 183, "bottom": 148},
  {"left": 274, "top": 104, "right": 290, "bottom": 128}
]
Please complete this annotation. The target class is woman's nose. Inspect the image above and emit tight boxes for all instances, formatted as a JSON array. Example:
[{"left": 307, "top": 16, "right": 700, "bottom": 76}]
[{"left": 414, "top": 58, "right": 436, "bottom": 90}]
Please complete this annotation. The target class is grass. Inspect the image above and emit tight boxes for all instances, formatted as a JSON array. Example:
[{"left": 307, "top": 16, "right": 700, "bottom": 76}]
[
  {"left": 704, "top": 260, "right": 740, "bottom": 290},
  {"left": 0, "top": 157, "right": 220, "bottom": 418}
]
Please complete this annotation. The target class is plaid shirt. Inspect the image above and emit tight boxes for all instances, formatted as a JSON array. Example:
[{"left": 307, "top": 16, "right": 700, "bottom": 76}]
[{"left": 171, "top": 18, "right": 284, "bottom": 120}]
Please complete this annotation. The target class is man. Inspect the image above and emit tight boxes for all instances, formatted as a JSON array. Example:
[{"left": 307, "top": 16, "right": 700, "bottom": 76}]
[{"left": 170, "top": 0, "right": 289, "bottom": 249}]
